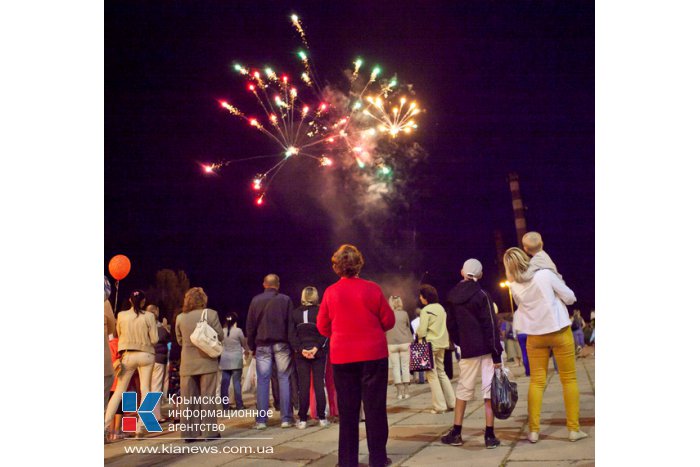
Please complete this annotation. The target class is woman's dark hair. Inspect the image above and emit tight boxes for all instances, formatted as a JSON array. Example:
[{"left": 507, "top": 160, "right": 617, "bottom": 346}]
[
  {"left": 224, "top": 312, "right": 238, "bottom": 332},
  {"left": 419, "top": 284, "right": 439, "bottom": 304},
  {"left": 130, "top": 290, "right": 146, "bottom": 315},
  {"left": 331, "top": 244, "right": 365, "bottom": 278}
]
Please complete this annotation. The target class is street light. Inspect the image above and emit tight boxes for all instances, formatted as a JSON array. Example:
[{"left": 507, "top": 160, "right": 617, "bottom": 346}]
[{"left": 499, "top": 280, "right": 515, "bottom": 314}]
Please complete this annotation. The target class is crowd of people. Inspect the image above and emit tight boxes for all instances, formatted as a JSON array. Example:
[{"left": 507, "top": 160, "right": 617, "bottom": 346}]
[{"left": 103, "top": 232, "right": 592, "bottom": 466}]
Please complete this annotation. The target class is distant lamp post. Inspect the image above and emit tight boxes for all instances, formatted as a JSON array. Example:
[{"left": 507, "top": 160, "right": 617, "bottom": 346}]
[{"left": 500, "top": 280, "right": 515, "bottom": 314}]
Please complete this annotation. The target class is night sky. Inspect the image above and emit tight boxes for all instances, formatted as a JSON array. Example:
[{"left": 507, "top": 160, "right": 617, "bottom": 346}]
[{"left": 105, "top": 1, "right": 594, "bottom": 322}]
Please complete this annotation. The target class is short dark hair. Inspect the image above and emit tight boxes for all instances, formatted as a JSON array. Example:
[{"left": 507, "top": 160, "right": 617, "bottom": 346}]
[
  {"left": 331, "top": 244, "right": 365, "bottom": 278},
  {"left": 419, "top": 284, "right": 439, "bottom": 304}
]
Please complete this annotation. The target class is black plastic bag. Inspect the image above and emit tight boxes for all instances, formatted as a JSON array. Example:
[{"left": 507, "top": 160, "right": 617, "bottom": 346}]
[{"left": 491, "top": 367, "right": 518, "bottom": 419}]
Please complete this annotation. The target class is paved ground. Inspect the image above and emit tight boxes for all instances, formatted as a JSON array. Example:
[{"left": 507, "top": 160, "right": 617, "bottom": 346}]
[{"left": 104, "top": 347, "right": 595, "bottom": 466}]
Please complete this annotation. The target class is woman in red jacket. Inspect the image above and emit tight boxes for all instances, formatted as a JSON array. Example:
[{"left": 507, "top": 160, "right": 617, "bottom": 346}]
[{"left": 318, "top": 244, "right": 395, "bottom": 467}]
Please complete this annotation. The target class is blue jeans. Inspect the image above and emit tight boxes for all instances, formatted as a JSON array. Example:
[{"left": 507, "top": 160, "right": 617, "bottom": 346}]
[
  {"left": 517, "top": 333, "right": 530, "bottom": 376},
  {"left": 221, "top": 369, "right": 243, "bottom": 409},
  {"left": 255, "top": 343, "right": 293, "bottom": 423}
]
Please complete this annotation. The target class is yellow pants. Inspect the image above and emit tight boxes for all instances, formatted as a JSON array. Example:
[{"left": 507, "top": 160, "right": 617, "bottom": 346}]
[{"left": 526, "top": 326, "right": 580, "bottom": 432}]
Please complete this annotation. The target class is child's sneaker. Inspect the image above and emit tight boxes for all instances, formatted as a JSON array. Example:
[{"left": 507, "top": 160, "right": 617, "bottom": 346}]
[
  {"left": 484, "top": 434, "right": 501, "bottom": 449},
  {"left": 440, "top": 429, "right": 463, "bottom": 446}
]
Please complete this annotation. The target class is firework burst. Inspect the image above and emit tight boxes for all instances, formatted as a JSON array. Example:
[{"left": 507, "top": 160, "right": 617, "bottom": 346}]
[{"left": 210, "top": 13, "right": 423, "bottom": 206}]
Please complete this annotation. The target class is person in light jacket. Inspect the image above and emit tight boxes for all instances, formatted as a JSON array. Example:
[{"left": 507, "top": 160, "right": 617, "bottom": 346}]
[
  {"left": 176, "top": 287, "right": 224, "bottom": 442},
  {"left": 504, "top": 247, "right": 587, "bottom": 444},
  {"left": 104, "top": 295, "right": 116, "bottom": 410},
  {"left": 385, "top": 295, "right": 414, "bottom": 400},
  {"left": 220, "top": 312, "right": 248, "bottom": 410},
  {"left": 416, "top": 284, "right": 455, "bottom": 413},
  {"left": 104, "top": 290, "right": 159, "bottom": 437}
]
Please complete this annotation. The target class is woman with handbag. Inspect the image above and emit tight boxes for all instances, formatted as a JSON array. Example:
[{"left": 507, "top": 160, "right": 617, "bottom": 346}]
[
  {"left": 385, "top": 296, "right": 414, "bottom": 400},
  {"left": 175, "top": 287, "right": 224, "bottom": 442},
  {"left": 317, "top": 244, "right": 395, "bottom": 467},
  {"left": 416, "top": 284, "right": 455, "bottom": 414},
  {"left": 503, "top": 248, "right": 588, "bottom": 443},
  {"left": 103, "top": 290, "right": 159, "bottom": 437}
]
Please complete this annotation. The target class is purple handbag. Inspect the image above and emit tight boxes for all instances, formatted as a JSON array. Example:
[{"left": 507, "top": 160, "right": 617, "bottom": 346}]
[{"left": 409, "top": 339, "right": 434, "bottom": 371}]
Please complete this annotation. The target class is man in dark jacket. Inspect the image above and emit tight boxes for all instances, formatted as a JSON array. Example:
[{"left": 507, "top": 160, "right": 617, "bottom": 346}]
[
  {"left": 442, "top": 259, "right": 503, "bottom": 449},
  {"left": 246, "top": 274, "right": 295, "bottom": 429}
]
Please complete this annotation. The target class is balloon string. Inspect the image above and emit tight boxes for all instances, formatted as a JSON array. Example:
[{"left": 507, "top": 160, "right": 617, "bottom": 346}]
[{"left": 113, "top": 280, "right": 120, "bottom": 315}]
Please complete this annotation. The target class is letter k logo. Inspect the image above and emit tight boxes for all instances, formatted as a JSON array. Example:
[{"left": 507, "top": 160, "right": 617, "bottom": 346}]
[{"left": 121, "top": 392, "right": 163, "bottom": 432}]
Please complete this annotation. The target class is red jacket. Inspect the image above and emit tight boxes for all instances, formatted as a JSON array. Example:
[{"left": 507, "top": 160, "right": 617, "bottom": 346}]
[{"left": 318, "top": 277, "right": 395, "bottom": 364}]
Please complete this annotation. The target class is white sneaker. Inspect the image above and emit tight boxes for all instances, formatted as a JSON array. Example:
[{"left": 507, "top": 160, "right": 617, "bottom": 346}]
[
  {"left": 252, "top": 422, "right": 267, "bottom": 430},
  {"left": 403, "top": 393, "right": 410, "bottom": 400},
  {"left": 528, "top": 432, "right": 539, "bottom": 443},
  {"left": 280, "top": 421, "right": 293, "bottom": 428},
  {"left": 569, "top": 430, "right": 588, "bottom": 442},
  {"left": 296, "top": 421, "right": 307, "bottom": 430},
  {"left": 319, "top": 419, "right": 330, "bottom": 427}
]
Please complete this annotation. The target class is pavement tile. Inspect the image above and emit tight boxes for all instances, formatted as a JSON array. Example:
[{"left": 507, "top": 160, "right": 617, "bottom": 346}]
[
  {"left": 507, "top": 461, "right": 594, "bottom": 467},
  {"left": 245, "top": 443, "right": 329, "bottom": 462},
  {"left": 307, "top": 453, "right": 340, "bottom": 467},
  {"left": 395, "top": 411, "right": 464, "bottom": 426},
  {"left": 362, "top": 454, "right": 409, "bottom": 465},
  {"left": 283, "top": 439, "right": 339, "bottom": 456},
  {"left": 357, "top": 438, "right": 425, "bottom": 456},
  {"left": 507, "top": 426, "right": 595, "bottom": 462},
  {"left": 390, "top": 425, "right": 446, "bottom": 443},
  {"left": 402, "top": 444, "right": 506, "bottom": 466},
  {"left": 222, "top": 458, "right": 305, "bottom": 466}
]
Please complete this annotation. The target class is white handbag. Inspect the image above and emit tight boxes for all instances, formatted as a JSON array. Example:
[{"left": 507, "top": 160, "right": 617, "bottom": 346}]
[{"left": 190, "top": 309, "right": 223, "bottom": 358}]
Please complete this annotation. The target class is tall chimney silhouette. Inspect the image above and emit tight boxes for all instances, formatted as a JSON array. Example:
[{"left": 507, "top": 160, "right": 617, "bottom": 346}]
[{"left": 508, "top": 173, "right": 527, "bottom": 247}]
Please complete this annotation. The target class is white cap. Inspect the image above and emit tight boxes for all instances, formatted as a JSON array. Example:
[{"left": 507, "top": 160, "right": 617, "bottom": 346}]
[{"left": 462, "top": 258, "right": 483, "bottom": 280}]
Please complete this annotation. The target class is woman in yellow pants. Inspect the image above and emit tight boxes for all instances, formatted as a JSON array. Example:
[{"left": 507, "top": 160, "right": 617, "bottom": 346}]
[{"left": 503, "top": 247, "right": 588, "bottom": 443}]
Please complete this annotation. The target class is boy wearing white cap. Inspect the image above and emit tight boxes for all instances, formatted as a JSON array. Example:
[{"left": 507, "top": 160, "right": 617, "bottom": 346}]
[{"left": 441, "top": 259, "right": 503, "bottom": 449}]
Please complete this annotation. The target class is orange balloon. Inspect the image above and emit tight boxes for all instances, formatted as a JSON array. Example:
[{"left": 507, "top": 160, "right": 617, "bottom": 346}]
[{"left": 108, "top": 254, "right": 131, "bottom": 281}]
